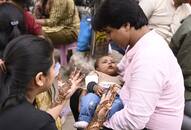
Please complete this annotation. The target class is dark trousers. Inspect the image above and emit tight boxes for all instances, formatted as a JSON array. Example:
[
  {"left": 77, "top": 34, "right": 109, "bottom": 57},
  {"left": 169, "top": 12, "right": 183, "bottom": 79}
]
[{"left": 181, "top": 100, "right": 191, "bottom": 130}]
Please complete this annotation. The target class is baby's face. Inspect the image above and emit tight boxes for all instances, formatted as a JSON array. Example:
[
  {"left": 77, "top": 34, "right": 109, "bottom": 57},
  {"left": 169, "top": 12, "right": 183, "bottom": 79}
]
[{"left": 97, "top": 56, "right": 117, "bottom": 76}]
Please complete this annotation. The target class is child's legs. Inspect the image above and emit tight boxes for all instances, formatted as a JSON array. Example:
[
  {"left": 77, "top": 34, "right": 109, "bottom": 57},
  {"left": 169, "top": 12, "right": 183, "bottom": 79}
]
[
  {"left": 79, "top": 93, "right": 101, "bottom": 122},
  {"left": 107, "top": 96, "right": 123, "bottom": 119}
]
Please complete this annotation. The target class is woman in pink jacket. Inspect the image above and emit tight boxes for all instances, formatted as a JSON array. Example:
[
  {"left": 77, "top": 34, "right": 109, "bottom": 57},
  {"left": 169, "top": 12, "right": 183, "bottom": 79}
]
[{"left": 89, "top": 0, "right": 185, "bottom": 129}]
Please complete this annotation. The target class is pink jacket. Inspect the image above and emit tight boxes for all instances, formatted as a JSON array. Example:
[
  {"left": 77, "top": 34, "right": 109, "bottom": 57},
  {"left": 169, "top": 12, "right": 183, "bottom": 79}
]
[{"left": 104, "top": 30, "right": 184, "bottom": 130}]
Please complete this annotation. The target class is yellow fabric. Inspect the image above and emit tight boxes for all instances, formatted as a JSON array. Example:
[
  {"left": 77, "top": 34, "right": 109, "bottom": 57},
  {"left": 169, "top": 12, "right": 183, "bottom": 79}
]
[
  {"left": 35, "top": 91, "right": 62, "bottom": 130},
  {"left": 42, "top": 0, "right": 80, "bottom": 44},
  {"left": 43, "top": 0, "right": 80, "bottom": 32},
  {"left": 93, "top": 32, "right": 108, "bottom": 58}
]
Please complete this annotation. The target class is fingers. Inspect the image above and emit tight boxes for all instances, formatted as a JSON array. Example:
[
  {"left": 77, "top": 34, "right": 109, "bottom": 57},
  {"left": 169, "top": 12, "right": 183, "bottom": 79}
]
[
  {"left": 64, "top": 88, "right": 76, "bottom": 99},
  {"left": 96, "top": 91, "right": 102, "bottom": 97},
  {"left": 75, "top": 74, "right": 85, "bottom": 85},
  {"left": 72, "top": 69, "right": 82, "bottom": 81},
  {"left": 69, "top": 67, "right": 77, "bottom": 79},
  {"left": 0, "top": 59, "right": 6, "bottom": 73},
  {"left": 69, "top": 67, "right": 85, "bottom": 87},
  {"left": 100, "top": 93, "right": 107, "bottom": 104},
  {"left": 96, "top": 88, "right": 104, "bottom": 96},
  {"left": 69, "top": 67, "right": 83, "bottom": 81}
]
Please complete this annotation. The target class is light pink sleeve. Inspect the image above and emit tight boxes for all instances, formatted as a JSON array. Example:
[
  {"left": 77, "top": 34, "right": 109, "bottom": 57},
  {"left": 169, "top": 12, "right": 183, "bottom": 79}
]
[
  {"left": 117, "top": 54, "right": 127, "bottom": 76},
  {"left": 106, "top": 57, "right": 163, "bottom": 129}
]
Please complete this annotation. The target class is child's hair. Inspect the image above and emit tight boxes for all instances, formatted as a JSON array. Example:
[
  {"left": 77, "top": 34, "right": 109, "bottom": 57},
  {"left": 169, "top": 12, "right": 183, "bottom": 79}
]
[
  {"left": 92, "top": 0, "right": 148, "bottom": 31},
  {"left": 0, "top": 3, "right": 27, "bottom": 57},
  {"left": 0, "top": 35, "right": 54, "bottom": 111}
]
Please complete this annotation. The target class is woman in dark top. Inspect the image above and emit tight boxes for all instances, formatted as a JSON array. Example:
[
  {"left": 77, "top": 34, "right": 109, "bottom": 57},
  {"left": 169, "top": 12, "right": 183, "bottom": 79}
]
[{"left": 0, "top": 35, "right": 57, "bottom": 130}]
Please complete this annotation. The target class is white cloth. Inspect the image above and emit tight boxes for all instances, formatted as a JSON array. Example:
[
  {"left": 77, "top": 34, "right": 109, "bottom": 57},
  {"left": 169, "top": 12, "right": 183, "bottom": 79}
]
[
  {"left": 139, "top": 0, "right": 175, "bottom": 43},
  {"left": 170, "top": 3, "right": 191, "bottom": 34}
]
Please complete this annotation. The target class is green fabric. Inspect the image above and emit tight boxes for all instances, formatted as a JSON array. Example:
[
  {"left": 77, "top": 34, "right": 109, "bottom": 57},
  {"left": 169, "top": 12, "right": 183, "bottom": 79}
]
[{"left": 170, "top": 15, "right": 191, "bottom": 100}]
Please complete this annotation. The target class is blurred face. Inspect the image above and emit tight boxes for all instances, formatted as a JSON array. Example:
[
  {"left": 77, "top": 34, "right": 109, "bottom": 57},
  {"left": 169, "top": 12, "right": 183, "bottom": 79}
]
[
  {"left": 96, "top": 56, "right": 117, "bottom": 76},
  {"left": 0, "top": 0, "right": 6, "bottom": 4},
  {"left": 105, "top": 24, "right": 131, "bottom": 48},
  {"left": 187, "top": 0, "right": 191, "bottom": 4}
]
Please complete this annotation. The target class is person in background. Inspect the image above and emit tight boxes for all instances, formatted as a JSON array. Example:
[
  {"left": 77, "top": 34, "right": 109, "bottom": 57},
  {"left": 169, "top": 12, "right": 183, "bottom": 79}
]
[
  {"left": 138, "top": 0, "right": 175, "bottom": 43},
  {"left": 0, "top": 3, "right": 27, "bottom": 57},
  {"left": 170, "top": 14, "right": 191, "bottom": 130},
  {"left": 10, "top": 0, "right": 44, "bottom": 36},
  {"left": 171, "top": 0, "right": 191, "bottom": 34},
  {"left": 35, "top": 0, "right": 80, "bottom": 46}
]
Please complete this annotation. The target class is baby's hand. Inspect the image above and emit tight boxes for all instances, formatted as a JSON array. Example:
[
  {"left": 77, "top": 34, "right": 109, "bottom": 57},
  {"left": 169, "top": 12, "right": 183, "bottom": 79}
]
[{"left": 94, "top": 85, "right": 104, "bottom": 96}]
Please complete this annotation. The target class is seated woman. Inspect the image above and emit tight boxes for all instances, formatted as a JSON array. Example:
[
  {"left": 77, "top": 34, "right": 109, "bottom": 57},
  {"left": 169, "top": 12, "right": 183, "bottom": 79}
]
[
  {"left": 0, "top": 35, "right": 57, "bottom": 130},
  {"left": 35, "top": 0, "right": 80, "bottom": 46},
  {"left": 0, "top": 35, "right": 84, "bottom": 130}
]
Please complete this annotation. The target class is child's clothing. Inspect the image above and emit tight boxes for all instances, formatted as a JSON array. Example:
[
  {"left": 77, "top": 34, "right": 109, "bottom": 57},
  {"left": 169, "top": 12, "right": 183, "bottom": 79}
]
[
  {"left": 79, "top": 93, "right": 123, "bottom": 122},
  {"left": 75, "top": 71, "right": 124, "bottom": 128}
]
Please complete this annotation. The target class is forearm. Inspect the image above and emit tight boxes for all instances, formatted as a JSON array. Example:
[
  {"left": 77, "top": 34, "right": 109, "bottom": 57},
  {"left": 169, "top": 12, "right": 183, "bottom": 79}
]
[
  {"left": 35, "top": 19, "right": 46, "bottom": 26},
  {"left": 47, "top": 100, "right": 68, "bottom": 120}
]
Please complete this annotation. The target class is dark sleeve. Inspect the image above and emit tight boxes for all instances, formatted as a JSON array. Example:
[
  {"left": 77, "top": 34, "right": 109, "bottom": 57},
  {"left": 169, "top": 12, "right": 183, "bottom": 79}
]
[
  {"left": 169, "top": 27, "right": 186, "bottom": 57},
  {"left": 87, "top": 81, "right": 97, "bottom": 93},
  {"left": 170, "top": 18, "right": 191, "bottom": 57},
  {"left": 175, "top": 32, "right": 191, "bottom": 92},
  {"left": 39, "top": 121, "right": 58, "bottom": 130},
  {"left": 170, "top": 16, "right": 191, "bottom": 99},
  {"left": 24, "top": 11, "right": 43, "bottom": 35}
]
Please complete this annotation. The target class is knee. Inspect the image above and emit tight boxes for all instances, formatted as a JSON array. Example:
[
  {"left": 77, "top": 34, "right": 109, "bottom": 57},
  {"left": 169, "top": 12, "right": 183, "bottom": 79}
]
[{"left": 81, "top": 93, "right": 100, "bottom": 107}]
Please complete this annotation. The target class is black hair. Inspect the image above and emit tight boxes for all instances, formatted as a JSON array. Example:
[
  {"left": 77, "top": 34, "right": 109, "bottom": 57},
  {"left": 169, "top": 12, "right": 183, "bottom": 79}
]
[
  {"left": 0, "top": 35, "right": 54, "bottom": 110},
  {"left": 11, "top": 0, "right": 33, "bottom": 9},
  {"left": 174, "top": 0, "right": 187, "bottom": 7},
  {"left": 0, "top": 3, "right": 27, "bottom": 57},
  {"left": 92, "top": 0, "right": 148, "bottom": 31}
]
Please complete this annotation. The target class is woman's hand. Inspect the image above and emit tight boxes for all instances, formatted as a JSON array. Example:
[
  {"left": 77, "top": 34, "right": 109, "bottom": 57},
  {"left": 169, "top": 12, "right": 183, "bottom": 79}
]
[
  {"left": 65, "top": 68, "right": 85, "bottom": 99},
  {"left": 54, "top": 67, "right": 84, "bottom": 105},
  {"left": 86, "top": 92, "right": 112, "bottom": 130}
]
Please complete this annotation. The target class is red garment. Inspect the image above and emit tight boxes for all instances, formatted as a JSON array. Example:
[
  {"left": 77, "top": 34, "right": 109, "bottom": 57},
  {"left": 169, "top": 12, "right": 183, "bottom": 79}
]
[{"left": 24, "top": 11, "right": 42, "bottom": 35}]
